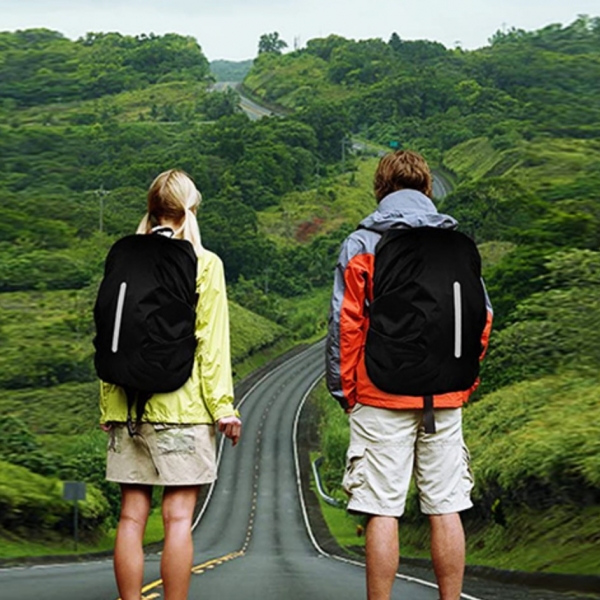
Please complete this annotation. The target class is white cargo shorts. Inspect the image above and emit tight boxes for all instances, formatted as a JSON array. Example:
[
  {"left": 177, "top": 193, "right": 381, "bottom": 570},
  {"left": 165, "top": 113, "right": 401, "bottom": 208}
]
[{"left": 342, "top": 404, "right": 474, "bottom": 517}]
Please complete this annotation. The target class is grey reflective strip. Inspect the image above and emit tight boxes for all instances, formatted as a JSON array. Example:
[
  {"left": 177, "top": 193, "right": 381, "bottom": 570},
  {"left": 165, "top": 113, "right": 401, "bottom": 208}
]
[
  {"left": 453, "top": 281, "right": 462, "bottom": 358},
  {"left": 111, "top": 282, "right": 127, "bottom": 353}
]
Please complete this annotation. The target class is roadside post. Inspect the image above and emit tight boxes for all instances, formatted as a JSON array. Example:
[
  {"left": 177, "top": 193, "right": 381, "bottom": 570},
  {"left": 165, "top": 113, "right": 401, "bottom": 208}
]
[{"left": 63, "top": 481, "right": 86, "bottom": 551}]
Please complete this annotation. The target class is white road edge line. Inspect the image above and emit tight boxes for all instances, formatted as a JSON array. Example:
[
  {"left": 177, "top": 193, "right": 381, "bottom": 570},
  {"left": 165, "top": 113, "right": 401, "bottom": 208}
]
[
  {"left": 192, "top": 344, "right": 320, "bottom": 531},
  {"left": 292, "top": 369, "right": 486, "bottom": 600}
]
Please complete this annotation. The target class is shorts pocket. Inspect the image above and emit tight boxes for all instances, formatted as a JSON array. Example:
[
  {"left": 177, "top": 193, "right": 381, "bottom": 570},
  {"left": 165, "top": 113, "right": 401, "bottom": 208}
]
[
  {"left": 462, "top": 443, "right": 475, "bottom": 487},
  {"left": 342, "top": 445, "right": 365, "bottom": 495},
  {"left": 155, "top": 427, "right": 196, "bottom": 455},
  {"left": 107, "top": 426, "right": 123, "bottom": 453}
]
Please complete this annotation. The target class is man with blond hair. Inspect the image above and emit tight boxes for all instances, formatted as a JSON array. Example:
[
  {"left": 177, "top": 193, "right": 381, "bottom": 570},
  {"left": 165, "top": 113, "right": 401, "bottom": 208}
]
[{"left": 326, "top": 150, "right": 493, "bottom": 600}]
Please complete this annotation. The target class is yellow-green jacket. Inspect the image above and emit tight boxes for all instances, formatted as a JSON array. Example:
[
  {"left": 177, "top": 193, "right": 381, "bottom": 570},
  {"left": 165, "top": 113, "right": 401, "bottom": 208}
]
[{"left": 99, "top": 249, "right": 238, "bottom": 425}]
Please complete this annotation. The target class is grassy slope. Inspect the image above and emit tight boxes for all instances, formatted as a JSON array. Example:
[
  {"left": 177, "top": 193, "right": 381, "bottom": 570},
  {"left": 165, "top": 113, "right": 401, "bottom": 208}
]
[
  {"left": 0, "top": 304, "right": 288, "bottom": 561},
  {"left": 443, "top": 136, "right": 600, "bottom": 194},
  {"left": 0, "top": 283, "right": 291, "bottom": 559},
  {"left": 0, "top": 288, "right": 288, "bottom": 427},
  {"left": 0, "top": 458, "right": 163, "bottom": 561},
  {"left": 3, "top": 81, "right": 207, "bottom": 127},
  {"left": 243, "top": 52, "right": 353, "bottom": 109},
  {"left": 258, "top": 157, "right": 379, "bottom": 244}
]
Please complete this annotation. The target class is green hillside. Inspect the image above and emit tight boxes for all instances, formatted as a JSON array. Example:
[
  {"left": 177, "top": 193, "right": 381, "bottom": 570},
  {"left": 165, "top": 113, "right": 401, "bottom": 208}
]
[{"left": 210, "top": 59, "right": 254, "bottom": 82}]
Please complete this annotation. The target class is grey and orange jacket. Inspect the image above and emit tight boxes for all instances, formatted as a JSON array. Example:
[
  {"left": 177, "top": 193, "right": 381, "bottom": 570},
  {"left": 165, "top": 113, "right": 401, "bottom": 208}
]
[{"left": 325, "top": 189, "right": 493, "bottom": 412}]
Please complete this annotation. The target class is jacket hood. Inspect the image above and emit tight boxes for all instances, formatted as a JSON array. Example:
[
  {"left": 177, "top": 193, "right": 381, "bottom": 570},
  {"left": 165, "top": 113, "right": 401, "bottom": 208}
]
[{"left": 359, "top": 189, "right": 458, "bottom": 232}]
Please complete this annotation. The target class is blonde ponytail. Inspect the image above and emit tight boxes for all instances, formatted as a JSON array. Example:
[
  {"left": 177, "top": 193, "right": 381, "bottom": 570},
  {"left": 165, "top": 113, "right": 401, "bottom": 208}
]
[
  {"left": 136, "top": 213, "right": 151, "bottom": 235},
  {"left": 141, "top": 169, "right": 203, "bottom": 255},
  {"left": 180, "top": 208, "right": 202, "bottom": 254}
]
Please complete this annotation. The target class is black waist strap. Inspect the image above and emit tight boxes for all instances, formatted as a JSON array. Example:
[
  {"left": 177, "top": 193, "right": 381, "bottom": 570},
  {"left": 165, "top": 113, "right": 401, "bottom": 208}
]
[
  {"left": 423, "top": 394, "right": 436, "bottom": 434},
  {"left": 125, "top": 388, "right": 159, "bottom": 475}
]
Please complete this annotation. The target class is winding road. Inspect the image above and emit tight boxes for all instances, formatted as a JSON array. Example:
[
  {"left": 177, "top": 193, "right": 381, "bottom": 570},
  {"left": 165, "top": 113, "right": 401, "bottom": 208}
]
[
  {"left": 0, "top": 77, "right": 594, "bottom": 600},
  {"left": 212, "top": 82, "right": 453, "bottom": 201},
  {"left": 211, "top": 82, "right": 273, "bottom": 120},
  {"left": 1, "top": 343, "right": 597, "bottom": 599},
  {"left": 181, "top": 341, "right": 456, "bottom": 600}
]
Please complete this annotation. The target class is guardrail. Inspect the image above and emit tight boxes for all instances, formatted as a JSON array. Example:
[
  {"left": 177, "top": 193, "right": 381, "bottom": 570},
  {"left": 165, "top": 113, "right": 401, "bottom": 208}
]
[{"left": 311, "top": 456, "right": 342, "bottom": 507}]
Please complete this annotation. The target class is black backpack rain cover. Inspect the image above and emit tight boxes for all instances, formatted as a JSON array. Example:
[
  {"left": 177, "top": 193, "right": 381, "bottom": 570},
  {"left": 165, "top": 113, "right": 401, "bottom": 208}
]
[
  {"left": 93, "top": 234, "right": 198, "bottom": 394},
  {"left": 365, "top": 226, "right": 487, "bottom": 396}
]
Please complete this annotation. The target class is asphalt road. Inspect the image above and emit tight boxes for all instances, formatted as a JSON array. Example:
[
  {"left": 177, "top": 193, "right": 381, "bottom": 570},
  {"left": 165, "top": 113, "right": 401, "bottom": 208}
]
[
  {"left": 182, "top": 341, "right": 452, "bottom": 600},
  {"left": 431, "top": 171, "right": 452, "bottom": 200},
  {"left": 211, "top": 81, "right": 273, "bottom": 120},
  {"left": 2, "top": 343, "right": 595, "bottom": 600}
]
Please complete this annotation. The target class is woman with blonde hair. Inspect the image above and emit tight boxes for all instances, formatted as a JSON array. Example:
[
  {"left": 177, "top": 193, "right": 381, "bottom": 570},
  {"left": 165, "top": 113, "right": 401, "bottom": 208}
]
[{"left": 99, "top": 169, "right": 241, "bottom": 600}]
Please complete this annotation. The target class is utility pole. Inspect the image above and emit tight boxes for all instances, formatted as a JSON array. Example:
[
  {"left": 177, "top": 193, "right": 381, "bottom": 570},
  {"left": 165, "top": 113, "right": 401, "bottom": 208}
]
[
  {"left": 341, "top": 138, "right": 352, "bottom": 172},
  {"left": 95, "top": 187, "right": 109, "bottom": 232}
]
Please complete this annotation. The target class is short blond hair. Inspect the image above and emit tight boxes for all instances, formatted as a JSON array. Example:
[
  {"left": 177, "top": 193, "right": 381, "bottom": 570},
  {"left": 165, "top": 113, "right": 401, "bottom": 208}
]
[
  {"left": 137, "top": 169, "right": 203, "bottom": 254},
  {"left": 373, "top": 150, "right": 432, "bottom": 201}
]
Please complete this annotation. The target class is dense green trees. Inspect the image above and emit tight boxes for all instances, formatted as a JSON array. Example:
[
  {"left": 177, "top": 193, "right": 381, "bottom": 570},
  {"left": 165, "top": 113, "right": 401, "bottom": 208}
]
[
  {"left": 482, "top": 249, "right": 600, "bottom": 392},
  {"left": 439, "top": 178, "right": 547, "bottom": 243},
  {"left": 245, "top": 17, "right": 600, "bottom": 158},
  {"left": 0, "top": 30, "right": 211, "bottom": 107},
  {"left": 0, "top": 95, "right": 327, "bottom": 293},
  {"left": 295, "top": 101, "right": 351, "bottom": 162}
]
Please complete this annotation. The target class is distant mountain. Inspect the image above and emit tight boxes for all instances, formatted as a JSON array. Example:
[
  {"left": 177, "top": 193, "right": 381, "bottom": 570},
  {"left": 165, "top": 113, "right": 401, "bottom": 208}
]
[{"left": 210, "top": 58, "right": 254, "bottom": 82}]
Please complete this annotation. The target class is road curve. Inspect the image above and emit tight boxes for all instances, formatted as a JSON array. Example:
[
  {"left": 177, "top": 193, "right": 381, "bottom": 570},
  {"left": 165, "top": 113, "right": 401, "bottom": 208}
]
[
  {"left": 211, "top": 81, "right": 274, "bottom": 121},
  {"left": 431, "top": 170, "right": 453, "bottom": 200},
  {"left": 212, "top": 83, "right": 452, "bottom": 199},
  {"left": 165, "top": 341, "right": 451, "bottom": 600}
]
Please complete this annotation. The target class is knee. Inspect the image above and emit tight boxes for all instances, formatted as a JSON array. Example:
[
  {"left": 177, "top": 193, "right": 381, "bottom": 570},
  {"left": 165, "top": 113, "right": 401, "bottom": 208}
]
[
  {"left": 429, "top": 512, "right": 461, "bottom": 524},
  {"left": 161, "top": 487, "right": 199, "bottom": 534},
  {"left": 119, "top": 509, "right": 148, "bottom": 533},
  {"left": 162, "top": 506, "right": 193, "bottom": 532}
]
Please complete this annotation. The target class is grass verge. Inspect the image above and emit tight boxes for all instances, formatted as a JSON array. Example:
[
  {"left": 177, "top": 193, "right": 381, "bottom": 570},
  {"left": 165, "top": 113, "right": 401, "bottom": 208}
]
[{"left": 0, "top": 511, "right": 164, "bottom": 563}]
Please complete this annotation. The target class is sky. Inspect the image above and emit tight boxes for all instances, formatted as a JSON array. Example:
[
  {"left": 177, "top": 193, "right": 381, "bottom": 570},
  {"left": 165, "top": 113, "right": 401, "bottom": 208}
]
[{"left": 1, "top": 0, "right": 598, "bottom": 61}]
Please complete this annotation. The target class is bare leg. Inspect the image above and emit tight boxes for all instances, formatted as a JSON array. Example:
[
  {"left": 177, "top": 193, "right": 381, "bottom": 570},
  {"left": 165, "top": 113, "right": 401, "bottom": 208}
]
[
  {"left": 114, "top": 484, "right": 152, "bottom": 600},
  {"left": 365, "top": 516, "right": 399, "bottom": 600},
  {"left": 161, "top": 485, "right": 201, "bottom": 600},
  {"left": 429, "top": 513, "right": 465, "bottom": 600}
]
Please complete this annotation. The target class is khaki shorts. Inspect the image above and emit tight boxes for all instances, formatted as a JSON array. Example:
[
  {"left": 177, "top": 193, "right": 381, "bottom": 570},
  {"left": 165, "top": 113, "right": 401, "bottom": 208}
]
[
  {"left": 343, "top": 405, "right": 473, "bottom": 517},
  {"left": 106, "top": 423, "right": 217, "bottom": 486}
]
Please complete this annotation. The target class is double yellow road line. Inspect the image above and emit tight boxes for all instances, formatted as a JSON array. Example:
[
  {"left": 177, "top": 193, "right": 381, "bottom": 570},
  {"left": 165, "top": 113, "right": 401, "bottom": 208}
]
[{"left": 118, "top": 550, "right": 245, "bottom": 600}]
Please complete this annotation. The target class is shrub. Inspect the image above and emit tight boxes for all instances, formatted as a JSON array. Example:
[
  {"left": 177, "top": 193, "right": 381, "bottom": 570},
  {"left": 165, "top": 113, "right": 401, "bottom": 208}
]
[{"left": 0, "top": 460, "right": 111, "bottom": 536}]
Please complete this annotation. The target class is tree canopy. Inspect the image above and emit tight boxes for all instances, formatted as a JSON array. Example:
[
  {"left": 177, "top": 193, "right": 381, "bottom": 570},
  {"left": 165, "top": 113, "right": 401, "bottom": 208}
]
[{"left": 258, "top": 32, "right": 288, "bottom": 55}]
